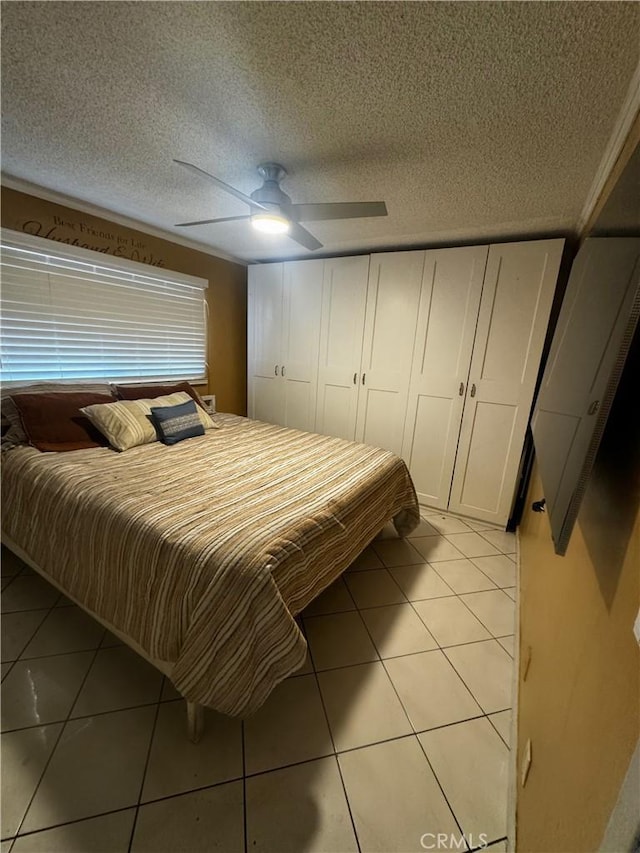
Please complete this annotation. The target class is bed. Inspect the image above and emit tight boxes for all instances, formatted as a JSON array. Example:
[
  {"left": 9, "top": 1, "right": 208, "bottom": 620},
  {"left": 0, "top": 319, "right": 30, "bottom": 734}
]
[{"left": 2, "top": 411, "right": 419, "bottom": 738}]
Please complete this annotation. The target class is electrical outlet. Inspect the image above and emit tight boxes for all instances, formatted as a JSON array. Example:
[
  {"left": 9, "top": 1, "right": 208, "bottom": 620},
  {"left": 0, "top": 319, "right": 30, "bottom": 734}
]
[
  {"left": 521, "top": 738, "right": 532, "bottom": 787},
  {"left": 201, "top": 394, "right": 216, "bottom": 414}
]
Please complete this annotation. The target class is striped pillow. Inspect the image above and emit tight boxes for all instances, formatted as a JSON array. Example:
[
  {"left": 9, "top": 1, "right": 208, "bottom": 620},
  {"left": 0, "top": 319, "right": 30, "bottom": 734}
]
[
  {"left": 81, "top": 392, "right": 217, "bottom": 451},
  {"left": 151, "top": 399, "right": 205, "bottom": 445}
]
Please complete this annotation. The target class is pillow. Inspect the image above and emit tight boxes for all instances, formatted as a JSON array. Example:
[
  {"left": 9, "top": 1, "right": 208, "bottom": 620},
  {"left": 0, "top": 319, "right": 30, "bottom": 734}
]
[
  {"left": 113, "top": 381, "right": 203, "bottom": 406},
  {"left": 1, "top": 382, "right": 114, "bottom": 449},
  {"left": 151, "top": 399, "right": 205, "bottom": 445},
  {"left": 81, "top": 391, "right": 217, "bottom": 452},
  {"left": 10, "top": 392, "right": 116, "bottom": 452}
]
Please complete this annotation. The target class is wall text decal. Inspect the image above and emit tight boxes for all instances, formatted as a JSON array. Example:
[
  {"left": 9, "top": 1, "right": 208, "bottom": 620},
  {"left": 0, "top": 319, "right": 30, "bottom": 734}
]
[{"left": 20, "top": 215, "right": 166, "bottom": 267}]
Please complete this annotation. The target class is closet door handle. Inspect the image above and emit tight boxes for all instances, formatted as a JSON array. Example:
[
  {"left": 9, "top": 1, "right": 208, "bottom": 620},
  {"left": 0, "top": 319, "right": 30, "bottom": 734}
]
[
  {"left": 353, "top": 372, "right": 357, "bottom": 385},
  {"left": 274, "top": 365, "right": 279, "bottom": 376},
  {"left": 458, "top": 382, "right": 464, "bottom": 396},
  {"left": 362, "top": 373, "right": 366, "bottom": 385},
  {"left": 281, "top": 365, "right": 286, "bottom": 377},
  {"left": 470, "top": 383, "right": 476, "bottom": 398}
]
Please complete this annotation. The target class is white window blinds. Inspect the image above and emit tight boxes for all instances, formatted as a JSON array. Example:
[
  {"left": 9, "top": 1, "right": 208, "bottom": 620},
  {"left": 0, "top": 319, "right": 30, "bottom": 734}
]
[{"left": 0, "top": 230, "right": 208, "bottom": 384}]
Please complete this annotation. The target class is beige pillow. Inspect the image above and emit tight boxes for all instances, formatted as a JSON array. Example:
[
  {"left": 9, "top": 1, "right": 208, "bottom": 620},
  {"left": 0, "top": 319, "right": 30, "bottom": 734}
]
[{"left": 81, "top": 391, "right": 217, "bottom": 451}]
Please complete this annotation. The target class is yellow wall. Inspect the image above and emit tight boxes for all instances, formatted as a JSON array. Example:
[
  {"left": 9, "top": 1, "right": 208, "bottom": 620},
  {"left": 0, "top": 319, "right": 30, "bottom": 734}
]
[
  {"left": 517, "top": 336, "right": 640, "bottom": 849},
  {"left": 1, "top": 187, "right": 248, "bottom": 414}
]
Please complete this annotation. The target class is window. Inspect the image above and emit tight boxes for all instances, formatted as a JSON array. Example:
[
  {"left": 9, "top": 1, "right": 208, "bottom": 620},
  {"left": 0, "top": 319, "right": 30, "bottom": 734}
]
[{"left": 0, "top": 229, "right": 208, "bottom": 385}]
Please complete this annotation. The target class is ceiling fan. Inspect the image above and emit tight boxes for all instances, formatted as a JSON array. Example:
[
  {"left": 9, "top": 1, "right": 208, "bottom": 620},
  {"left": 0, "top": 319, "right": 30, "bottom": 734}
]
[{"left": 173, "top": 160, "right": 388, "bottom": 250}]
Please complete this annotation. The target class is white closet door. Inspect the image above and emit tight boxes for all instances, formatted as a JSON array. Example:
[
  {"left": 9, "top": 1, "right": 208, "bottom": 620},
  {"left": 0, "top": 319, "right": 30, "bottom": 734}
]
[
  {"left": 281, "top": 260, "right": 324, "bottom": 432},
  {"left": 532, "top": 237, "right": 640, "bottom": 546},
  {"left": 247, "top": 263, "right": 284, "bottom": 424},
  {"left": 355, "top": 251, "right": 424, "bottom": 455},
  {"left": 402, "top": 246, "right": 488, "bottom": 509},
  {"left": 315, "top": 256, "right": 369, "bottom": 440},
  {"left": 449, "top": 239, "right": 564, "bottom": 524}
]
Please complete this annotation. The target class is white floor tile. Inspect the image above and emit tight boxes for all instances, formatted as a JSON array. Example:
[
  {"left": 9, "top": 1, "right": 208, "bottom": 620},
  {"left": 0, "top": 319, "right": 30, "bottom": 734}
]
[
  {"left": 339, "top": 737, "right": 459, "bottom": 853},
  {"left": 99, "top": 630, "right": 124, "bottom": 649},
  {"left": 389, "top": 563, "right": 454, "bottom": 601},
  {"left": 1, "top": 724, "right": 62, "bottom": 838},
  {"left": 160, "top": 677, "right": 181, "bottom": 702},
  {"left": 1, "top": 547, "right": 28, "bottom": 577},
  {"left": 444, "top": 641, "right": 513, "bottom": 713},
  {"left": 385, "top": 650, "right": 482, "bottom": 731},
  {"left": 1, "top": 576, "right": 60, "bottom": 613},
  {"left": 431, "top": 558, "right": 498, "bottom": 594},
  {"left": 2, "top": 652, "right": 94, "bottom": 732},
  {"left": 345, "top": 547, "right": 383, "bottom": 572},
  {"left": 305, "top": 612, "right": 378, "bottom": 671},
  {"left": 412, "top": 597, "right": 491, "bottom": 647},
  {"left": 344, "top": 569, "right": 406, "bottom": 608},
  {"left": 132, "top": 781, "right": 244, "bottom": 853},
  {"left": 463, "top": 519, "right": 500, "bottom": 533},
  {"left": 471, "top": 555, "right": 517, "bottom": 589},
  {"left": 371, "top": 539, "right": 423, "bottom": 567},
  {"left": 142, "top": 700, "right": 242, "bottom": 801},
  {"left": 411, "top": 535, "right": 465, "bottom": 563},
  {"left": 498, "top": 636, "right": 515, "bottom": 657},
  {"left": 360, "top": 603, "right": 438, "bottom": 658},
  {"left": 460, "top": 590, "right": 515, "bottom": 637},
  {"left": 244, "top": 675, "right": 333, "bottom": 775},
  {"left": 444, "top": 532, "right": 501, "bottom": 558},
  {"left": 20, "top": 608, "right": 104, "bottom": 659},
  {"left": 489, "top": 710, "right": 512, "bottom": 747},
  {"left": 291, "top": 651, "right": 314, "bottom": 676},
  {"left": 318, "top": 662, "right": 412, "bottom": 751},
  {"left": 246, "top": 757, "right": 358, "bottom": 853},
  {"left": 22, "top": 706, "right": 155, "bottom": 833},
  {"left": 407, "top": 517, "right": 440, "bottom": 538},
  {"left": 374, "top": 522, "right": 400, "bottom": 540},
  {"left": 11, "top": 809, "right": 136, "bottom": 852},
  {"left": 504, "top": 587, "right": 517, "bottom": 601},
  {"left": 70, "top": 646, "right": 162, "bottom": 717},
  {"left": 1, "top": 611, "right": 49, "bottom": 662},
  {"left": 422, "top": 514, "right": 472, "bottom": 534},
  {"left": 419, "top": 717, "right": 509, "bottom": 841},
  {"left": 479, "top": 529, "right": 517, "bottom": 554},
  {"left": 1, "top": 662, "right": 11, "bottom": 681},
  {"left": 303, "top": 577, "right": 355, "bottom": 616}
]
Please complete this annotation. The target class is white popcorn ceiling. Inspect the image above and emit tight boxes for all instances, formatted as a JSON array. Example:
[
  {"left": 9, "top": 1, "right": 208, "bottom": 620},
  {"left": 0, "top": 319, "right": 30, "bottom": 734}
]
[{"left": 1, "top": 1, "right": 639, "bottom": 263}]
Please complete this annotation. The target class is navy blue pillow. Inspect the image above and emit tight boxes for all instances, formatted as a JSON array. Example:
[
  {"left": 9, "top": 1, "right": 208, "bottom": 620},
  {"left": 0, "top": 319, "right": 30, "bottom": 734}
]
[{"left": 151, "top": 399, "right": 205, "bottom": 445}]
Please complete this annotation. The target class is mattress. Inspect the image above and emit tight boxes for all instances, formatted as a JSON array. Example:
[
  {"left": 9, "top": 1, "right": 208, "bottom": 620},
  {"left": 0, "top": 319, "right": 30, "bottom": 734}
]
[{"left": 1, "top": 414, "right": 419, "bottom": 716}]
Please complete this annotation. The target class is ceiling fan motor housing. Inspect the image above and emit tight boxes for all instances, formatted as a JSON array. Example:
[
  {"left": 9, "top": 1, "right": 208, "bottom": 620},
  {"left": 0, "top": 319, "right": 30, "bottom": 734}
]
[{"left": 250, "top": 163, "right": 292, "bottom": 212}]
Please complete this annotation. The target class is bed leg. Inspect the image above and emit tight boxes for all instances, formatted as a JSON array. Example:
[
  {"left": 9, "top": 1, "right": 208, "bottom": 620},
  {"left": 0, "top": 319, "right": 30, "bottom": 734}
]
[{"left": 186, "top": 701, "right": 205, "bottom": 743}]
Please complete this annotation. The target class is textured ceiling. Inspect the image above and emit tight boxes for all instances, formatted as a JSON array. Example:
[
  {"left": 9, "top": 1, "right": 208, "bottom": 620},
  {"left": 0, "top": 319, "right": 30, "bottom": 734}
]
[{"left": 1, "top": 1, "right": 639, "bottom": 263}]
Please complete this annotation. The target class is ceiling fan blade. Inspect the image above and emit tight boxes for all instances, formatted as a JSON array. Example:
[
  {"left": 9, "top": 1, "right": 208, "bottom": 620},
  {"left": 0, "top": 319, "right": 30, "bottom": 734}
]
[
  {"left": 287, "top": 201, "right": 387, "bottom": 222},
  {"left": 288, "top": 222, "right": 323, "bottom": 251},
  {"left": 173, "top": 160, "right": 268, "bottom": 211},
  {"left": 174, "top": 215, "right": 250, "bottom": 227}
]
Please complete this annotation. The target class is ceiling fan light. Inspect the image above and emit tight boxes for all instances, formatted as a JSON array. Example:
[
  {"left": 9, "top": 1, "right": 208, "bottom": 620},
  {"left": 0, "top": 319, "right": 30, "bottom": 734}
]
[{"left": 251, "top": 213, "right": 290, "bottom": 234}]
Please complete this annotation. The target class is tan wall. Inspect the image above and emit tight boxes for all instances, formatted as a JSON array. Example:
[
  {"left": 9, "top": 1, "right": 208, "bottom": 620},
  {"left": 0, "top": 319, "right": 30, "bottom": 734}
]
[
  {"left": 1, "top": 187, "right": 248, "bottom": 415},
  {"left": 517, "top": 340, "right": 640, "bottom": 850}
]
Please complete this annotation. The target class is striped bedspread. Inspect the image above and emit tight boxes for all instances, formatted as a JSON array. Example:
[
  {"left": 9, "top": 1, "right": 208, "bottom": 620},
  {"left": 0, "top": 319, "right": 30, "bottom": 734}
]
[{"left": 1, "top": 415, "right": 419, "bottom": 716}]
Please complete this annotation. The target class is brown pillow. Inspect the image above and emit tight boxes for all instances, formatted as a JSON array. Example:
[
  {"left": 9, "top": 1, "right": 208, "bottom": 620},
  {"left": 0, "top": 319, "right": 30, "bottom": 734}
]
[
  {"left": 11, "top": 392, "right": 116, "bottom": 452},
  {"left": 113, "top": 381, "right": 203, "bottom": 405}
]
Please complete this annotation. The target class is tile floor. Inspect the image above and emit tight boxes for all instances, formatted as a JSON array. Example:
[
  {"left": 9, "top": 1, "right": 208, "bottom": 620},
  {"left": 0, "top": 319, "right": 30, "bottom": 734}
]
[{"left": 1, "top": 510, "right": 517, "bottom": 853}]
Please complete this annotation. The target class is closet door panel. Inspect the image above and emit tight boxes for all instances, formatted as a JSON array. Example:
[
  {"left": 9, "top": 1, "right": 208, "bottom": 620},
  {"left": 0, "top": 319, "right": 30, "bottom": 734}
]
[
  {"left": 247, "top": 263, "right": 284, "bottom": 421},
  {"left": 282, "top": 260, "right": 323, "bottom": 432},
  {"left": 402, "top": 246, "right": 488, "bottom": 507},
  {"left": 449, "top": 239, "right": 564, "bottom": 524},
  {"left": 316, "top": 256, "right": 369, "bottom": 440},
  {"left": 356, "top": 251, "right": 424, "bottom": 454}
]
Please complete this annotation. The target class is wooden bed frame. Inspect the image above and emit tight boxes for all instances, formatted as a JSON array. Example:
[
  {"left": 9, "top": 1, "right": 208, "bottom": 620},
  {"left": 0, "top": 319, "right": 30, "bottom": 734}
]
[{"left": 2, "top": 533, "right": 206, "bottom": 742}]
